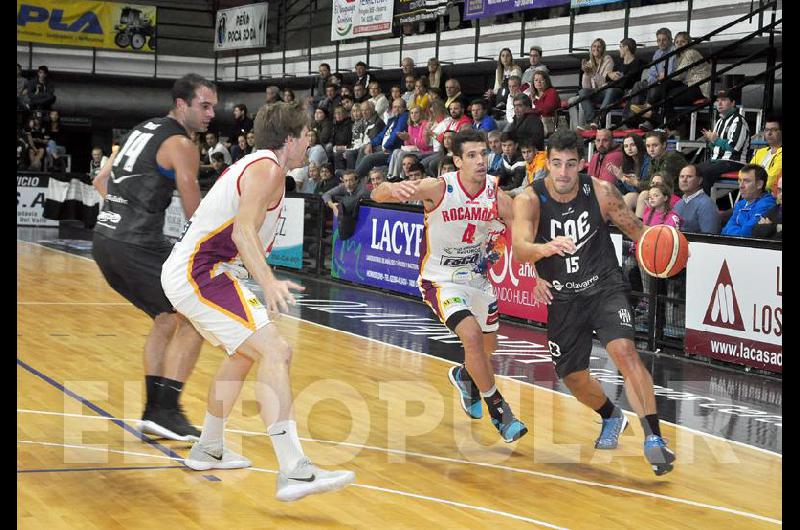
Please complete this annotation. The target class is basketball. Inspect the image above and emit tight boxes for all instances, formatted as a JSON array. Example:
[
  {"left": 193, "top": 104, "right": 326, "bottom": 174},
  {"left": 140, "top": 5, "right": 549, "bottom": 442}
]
[{"left": 636, "top": 225, "right": 689, "bottom": 278}]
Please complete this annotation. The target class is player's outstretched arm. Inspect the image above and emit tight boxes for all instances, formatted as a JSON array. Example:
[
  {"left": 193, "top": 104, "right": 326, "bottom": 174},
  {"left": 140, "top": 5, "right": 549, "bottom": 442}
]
[
  {"left": 511, "top": 188, "right": 576, "bottom": 264},
  {"left": 593, "top": 177, "right": 645, "bottom": 243},
  {"left": 496, "top": 189, "right": 514, "bottom": 223},
  {"left": 232, "top": 160, "right": 304, "bottom": 314},
  {"left": 163, "top": 136, "right": 202, "bottom": 219},
  {"left": 370, "top": 177, "right": 445, "bottom": 211}
]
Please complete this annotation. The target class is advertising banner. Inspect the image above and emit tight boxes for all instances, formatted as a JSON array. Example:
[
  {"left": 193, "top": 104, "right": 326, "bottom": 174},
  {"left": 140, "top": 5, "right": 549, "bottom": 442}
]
[
  {"left": 214, "top": 3, "right": 268, "bottom": 52},
  {"left": 18, "top": 174, "right": 57, "bottom": 227},
  {"left": 487, "top": 228, "right": 548, "bottom": 323},
  {"left": 570, "top": 0, "right": 626, "bottom": 7},
  {"left": 332, "top": 0, "right": 395, "bottom": 41},
  {"left": 684, "top": 242, "right": 782, "bottom": 373},
  {"left": 464, "top": 0, "right": 569, "bottom": 21},
  {"left": 267, "top": 198, "right": 305, "bottom": 270},
  {"left": 17, "top": 0, "right": 157, "bottom": 52},
  {"left": 393, "top": 0, "right": 448, "bottom": 25}
]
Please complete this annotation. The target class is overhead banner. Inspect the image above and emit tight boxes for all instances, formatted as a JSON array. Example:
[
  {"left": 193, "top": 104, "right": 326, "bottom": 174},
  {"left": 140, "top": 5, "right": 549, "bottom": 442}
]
[
  {"left": 267, "top": 198, "right": 305, "bottom": 270},
  {"left": 464, "top": 0, "right": 569, "bottom": 21},
  {"left": 570, "top": 0, "right": 626, "bottom": 7},
  {"left": 18, "top": 174, "right": 58, "bottom": 227},
  {"left": 393, "top": 0, "right": 448, "bottom": 25},
  {"left": 332, "top": 0, "right": 395, "bottom": 41},
  {"left": 17, "top": 0, "right": 157, "bottom": 52},
  {"left": 684, "top": 242, "right": 782, "bottom": 373},
  {"left": 214, "top": 3, "right": 268, "bottom": 52}
]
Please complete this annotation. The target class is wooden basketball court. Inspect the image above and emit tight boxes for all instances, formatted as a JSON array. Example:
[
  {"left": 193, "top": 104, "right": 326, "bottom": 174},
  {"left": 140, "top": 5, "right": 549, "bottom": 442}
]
[{"left": 18, "top": 241, "right": 781, "bottom": 528}]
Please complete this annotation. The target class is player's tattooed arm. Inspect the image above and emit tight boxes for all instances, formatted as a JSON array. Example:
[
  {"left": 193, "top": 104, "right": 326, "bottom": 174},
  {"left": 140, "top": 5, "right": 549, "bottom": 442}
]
[{"left": 594, "top": 177, "right": 645, "bottom": 242}]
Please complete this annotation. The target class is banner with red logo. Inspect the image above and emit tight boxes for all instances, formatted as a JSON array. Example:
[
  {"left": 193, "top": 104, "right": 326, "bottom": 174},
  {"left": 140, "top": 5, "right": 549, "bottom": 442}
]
[
  {"left": 684, "top": 243, "right": 782, "bottom": 373},
  {"left": 488, "top": 227, "right": 548, "bottom": 324}
]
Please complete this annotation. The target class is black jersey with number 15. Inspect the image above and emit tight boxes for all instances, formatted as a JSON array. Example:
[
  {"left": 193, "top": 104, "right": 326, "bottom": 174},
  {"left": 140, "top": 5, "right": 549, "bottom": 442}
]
[
  {"left": 94, "top": 116, "right": 188, "bottom": 248},
  {"left": 531, "top": 173, "right": 624, "bottom": 300}
]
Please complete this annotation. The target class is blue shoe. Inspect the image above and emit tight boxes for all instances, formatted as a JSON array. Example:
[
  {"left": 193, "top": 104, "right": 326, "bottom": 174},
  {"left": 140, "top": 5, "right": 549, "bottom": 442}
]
[
  {"left": 594, "top": 410, "right": 629, "bottom": 450},
  {"left": 644, "top": 435, "right": 676, "bottom": 476},
  {"left": 448, "top": 366, "right": 482, "bottom": 419},
  {"left": 491, "top": 416, "right": 528, "bottom": 443}
]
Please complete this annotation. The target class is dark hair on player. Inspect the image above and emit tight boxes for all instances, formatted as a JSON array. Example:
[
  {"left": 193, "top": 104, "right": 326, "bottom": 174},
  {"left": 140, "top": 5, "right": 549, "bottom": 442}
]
[{"left": 171, "top": 73, "right": 217, "bottom": 106}]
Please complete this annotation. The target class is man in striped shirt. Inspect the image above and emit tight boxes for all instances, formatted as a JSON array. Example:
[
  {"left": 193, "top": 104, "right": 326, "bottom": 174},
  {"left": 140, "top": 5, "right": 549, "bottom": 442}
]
[{"left": 695, "top": 89, "right": 750, "bottom": 197}]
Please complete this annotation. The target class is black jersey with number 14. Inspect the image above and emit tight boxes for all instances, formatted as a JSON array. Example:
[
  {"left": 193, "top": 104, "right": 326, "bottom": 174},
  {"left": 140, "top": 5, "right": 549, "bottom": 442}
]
[{"left": 531, "top": 173, "right": 625, "bottom": 300}]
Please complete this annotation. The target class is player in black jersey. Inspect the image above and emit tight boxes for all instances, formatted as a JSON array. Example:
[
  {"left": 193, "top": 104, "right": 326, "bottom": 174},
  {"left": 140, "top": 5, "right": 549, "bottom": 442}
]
[
  {"left": 511, "top": 129, "right": 675, "bottom": 475},
  {"left": 91, "top": 73, "right": 217, "bottom": 442}
]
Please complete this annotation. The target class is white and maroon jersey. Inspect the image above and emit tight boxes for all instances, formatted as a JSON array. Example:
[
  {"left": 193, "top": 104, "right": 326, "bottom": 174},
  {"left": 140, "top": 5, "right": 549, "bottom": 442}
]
[
  {"left": 418, "top": 171, "right": 506, "bottom": 286},
  {"left": 162, "top": 149, "right": 284, "bottom": 303}
]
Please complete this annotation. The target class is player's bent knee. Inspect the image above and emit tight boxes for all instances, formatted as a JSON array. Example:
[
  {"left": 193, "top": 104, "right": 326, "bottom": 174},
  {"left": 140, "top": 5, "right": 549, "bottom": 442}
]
[{"left": 563, "top": 370, "right": 591, "bottom": 388}]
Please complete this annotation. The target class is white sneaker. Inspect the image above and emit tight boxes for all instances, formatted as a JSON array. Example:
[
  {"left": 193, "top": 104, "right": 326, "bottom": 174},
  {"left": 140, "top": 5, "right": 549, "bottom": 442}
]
[
  {"left": 275, "top": 457, "right": 355, "bottom": 502},
  {"left": 183, "top": 443, "right": 252, "bottom": 471}
]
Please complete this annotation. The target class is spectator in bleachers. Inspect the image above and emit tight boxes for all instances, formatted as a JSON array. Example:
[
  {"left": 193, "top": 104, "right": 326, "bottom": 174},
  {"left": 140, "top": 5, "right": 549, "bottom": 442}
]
[
  {"left": 43, "top": 109, "right": 67, "bottom": 172},
  {"left": 443, "top": 78, "right": 466, "bottom": 111},
  {"left": 368, "top": 81, "right": 390, "bottom": 122},
  {"left": 303, "top": 162, "right": 321, "bottom": 194},
  {"left": 17, "top": 64, "right": 28, "bottom": 110},
  {"left": 645, "top": 130, "right": 686, "bottom": 192},
  {"left": 25, "top": 65, "right": 56, "bottom": 111},
  {"left": 398, "top": 153, "right": 421, "bottom": 181},
  {"left": 571, "top": 38, "right": 616, "bottom": 130},
  {"left": 353, "top": 83, "right": 367, "bottom": 103},
  {"left": 750, "top": 116, "right": 782, "bottom": 195},
  {"left": 498, "top": 132, "right": 526, "bottom": 191},
  {"left": 605, "top": 38, "right": 646, "bottom": 123},
  {"left": 506, "top": 140, "right": 547, "bottom": 197},
  {"left": 413, "top": 77, "right": 431, "bottom": 112},
  {"left": 521, "top": 45, "right": 549, "bottom": 86},
  {"left": 586, "top": 128, "right": 623, "bottom": 184},
  {"left": 426, "top": 57, "right": 442, "bottom": 90},
  {"left": 388, "top": 105, "right": 430, "bottom": 178},
  {"left": 341, "top": 95, "right": 355, "bottom": 114},
  {"left": 504, "top": 93, "right": 545, "bottom": 151},
  {"left": 305, "top": 129, "right": 329, "bottom": 167},
  {"left": 487, "top": 130, "right": 504, "bottom": 175},
  {"left": 425, "top": 99, "right": 448, "bottom": 152},
  {"left": 625, "top": 28, "right": 677, "bottom": 125},
  {"left": 245, "top": 130, "right": 256, "bottom": 152},
  {"left": 224, "top": 103, "right": 253, "bottom": 149},
  {"left": 751, "top": 175, "right": 781, "bottom": 240},
  {"left": 367, "top": 167, "right": 387, "bottom": 191},
  {"left": 422, "top": 129, "right": 456, "bottom": 177},
  {"left": 17, "top": 127, "right": 30, "bottom": 170},
  {"left": 283, "top": 88, "right": 296, "bottom": 103},
  {"left": 318, "top": 83, "right": 341, "bottom": 116},
  {"left": 313, "top": 63, "right": 333, "bottom": 102},
  {"left": 354, "top": 61, "right": 371, "bottom": 88},
  {"left": 501, "top": 75, "right": 523, "bottom": 124},
  {"left": 335, "top": 102, "right": 363, "bottom": 171},
  {"left": 199, "top": 131, "right": 232, "bottom": 174},
  {"left": 230, "top": 133, "right": 250, "bottom": 163},
  {"left": 339, "top": 85, "right": 353, "bottom": 102},
  {"left": 402, "top": 75, "right": 417, "bottom": 105},
  {"left": 356, "top": 98, "right": 409, "bottom": 178},
  {"left": 323, "top": 169, "right": 370, "bottom": 215},
  {"left": 346, "top": 100, "right": 385, "bottom": 170},
  {"left": 435, "top": 99, "right": 471, "bottom": 151},
  {"left": 197, "top": 152, "right": 227, "bottom": 190},
  {"left": 721, "top": 164, "right": 776, "bottom": 237},
  {"left": 317, "top": 163, "right": 340, "bottom": 196},
  {"left": 673, "top": 163, "right": 721, "bottom": 234},
  {"left": 486, "top": 48, "right": 522, "bottom": 100},
  {"left": 329, "top": 105, "right": 353, "bottom": 162},
  {"left": 265, "top": 86, "right": 282, "bottom": 104},
  {"left": 470, "top": 99, "right": 497, "bottom": 132},
  {"left": 401, "top": 57, "right": 416, "bottom": 83},
  {"left": 405, "top": 161, "right": 425, "bottom": 181},
  {"left": 609, "top": 133, "right": 650, "bottom": 210},
  {"left": 25, "top": 115, "right": 46, "bottom": 171},
  {"left": 313, "top": 107, "right": 333, "bottom": 147},
  {"left": 89, "top": 147, "right": 109, "bottom": 178},
  {"left": 697, "top": 89, "right": 750, "bottom": 197},
  {"left": 438, "top": 156, "right": 456, "bottom": 176},
  {"left": 529, "top": 71, "right": 560, "bottom": 136},
  {"left": 642, "top": 182, "right": 683, "bottom": 228}
]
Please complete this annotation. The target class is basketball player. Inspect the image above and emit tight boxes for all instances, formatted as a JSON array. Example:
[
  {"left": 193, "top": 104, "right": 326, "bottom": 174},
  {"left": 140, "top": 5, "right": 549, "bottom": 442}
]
[
  {"left": 92, "top": 73, "right": 215, "bottom": 442},
  {"left": 511, "top": 129, "right": 675, "bottom": 475},
  {"left": 160, "top": 102, "right": 355, "bottom": 502},
  {"left": 371, "top": 129, "right": 528, "bottom": 443}
]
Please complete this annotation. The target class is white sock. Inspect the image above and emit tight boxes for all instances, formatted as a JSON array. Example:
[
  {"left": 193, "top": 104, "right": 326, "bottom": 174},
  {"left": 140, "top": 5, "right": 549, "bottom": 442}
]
[
  {"left": 267, "top": 420, "right": 305, "bottom": 474},
  {"left": 199, "top": 411, "right": 225, "bottom": 452},
  {"left": 480, "top": 384, "right": 498, "bottom": 398}
]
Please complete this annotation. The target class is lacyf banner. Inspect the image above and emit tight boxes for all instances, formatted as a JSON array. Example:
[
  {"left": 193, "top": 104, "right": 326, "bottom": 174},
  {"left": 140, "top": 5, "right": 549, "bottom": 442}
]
[
  {"left": 331, "top": 205, "right": 423, "bottom": 296},
  {"left": 267, "top": 198, "right": 305, "bottom": 270},
  {"left": 394, "top": 0, "right": 448, "bottom": 25},
  {"left": 684, "top": 242, "right": 782, "bottom": 373},
  {"left": 464, "top": 0, "right": 569, "bottom": 21},
  {"left": 17, "top": 0, "right": 157, "bottom": 52},
  {"left": 332, "top": 0, "right": 394, "bottom": 41},
  {"left": 43, "top": 172, "right": 102, "bottom": 228},
  {"left": 214, "top": 3, "right": 268, "bottom": 52},
  {"left": 18, "top": 174, "right": 57, "bottom": 227}
]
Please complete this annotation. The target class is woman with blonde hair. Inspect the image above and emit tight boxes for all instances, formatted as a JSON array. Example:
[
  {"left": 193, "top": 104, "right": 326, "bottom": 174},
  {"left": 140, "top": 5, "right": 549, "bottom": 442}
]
[
  {"left": 570, "top": 38, "right": 616, "bottom": 129},
  {"left": 426, "top": 57, "right": 442, "bottom": 90},
  {"left": 484, "top": 47, "right": 522, "bottom": 99}
]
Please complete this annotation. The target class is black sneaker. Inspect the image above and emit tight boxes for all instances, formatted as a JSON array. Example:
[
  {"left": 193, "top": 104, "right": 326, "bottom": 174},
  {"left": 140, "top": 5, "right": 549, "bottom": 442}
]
[{"left": 141, "top": 406, "right": 201, "bottom": 442}]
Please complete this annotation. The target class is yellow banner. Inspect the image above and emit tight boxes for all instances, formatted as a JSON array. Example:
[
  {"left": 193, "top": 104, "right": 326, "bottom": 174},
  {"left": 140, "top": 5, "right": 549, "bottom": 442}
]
[{"left": 17, "top": 0, "right": 157, "bottom": 53}]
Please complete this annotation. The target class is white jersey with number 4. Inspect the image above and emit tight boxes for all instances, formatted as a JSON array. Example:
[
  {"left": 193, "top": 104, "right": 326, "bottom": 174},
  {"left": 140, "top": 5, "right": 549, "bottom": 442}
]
[{"left": 418, "top": 171, "right": 506, "bottom": 287}]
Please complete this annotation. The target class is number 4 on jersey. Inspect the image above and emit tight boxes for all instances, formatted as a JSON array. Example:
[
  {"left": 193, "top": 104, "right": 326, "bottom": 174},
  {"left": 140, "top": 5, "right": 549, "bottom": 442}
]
[{"left": 462, "top": 223, "right": 476, "bottom": 243}]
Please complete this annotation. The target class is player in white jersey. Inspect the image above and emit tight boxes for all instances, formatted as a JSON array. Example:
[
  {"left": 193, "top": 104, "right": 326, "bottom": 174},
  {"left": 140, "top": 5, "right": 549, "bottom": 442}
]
[
  {"left": 371, "top": 129, "right": 528, "bottom": 443},
  {"left": 161, "top": 102, "right": 355, "bottom": 502}
]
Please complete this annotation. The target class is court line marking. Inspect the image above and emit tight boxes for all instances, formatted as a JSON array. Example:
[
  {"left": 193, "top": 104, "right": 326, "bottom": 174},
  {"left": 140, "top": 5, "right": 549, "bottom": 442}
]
[
  {"left": 18, "top": 302, "right": 131, "bottom": 305},
  {"left": 17, "top": 240, "right": 782, "bottom": 458},
  {"left": 19, "top": 465, "right": 184, "bottom": 474},
  {"left": 17, "top": 239, "right": 95, "bottom": 262},
  {"left": 17, "top": 409, "right": 782, "bottom": 526},
  {"left": 16, "top": 439, "right": 563, "bottom": 528}
]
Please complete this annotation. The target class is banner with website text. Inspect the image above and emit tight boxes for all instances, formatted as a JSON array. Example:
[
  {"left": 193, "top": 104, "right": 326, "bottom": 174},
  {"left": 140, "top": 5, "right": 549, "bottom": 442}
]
[
  {"left": 17, "top": 0, "right": 157, "bottom": 52},
  {"left": 463, "top": 0, "right": 568, "bottom": 21},
  {"left": 332, "top": 0, "right": 395, "bottom": 41},
  {"left": 394, "top": 0, "right": 448, "bottom": 25}
]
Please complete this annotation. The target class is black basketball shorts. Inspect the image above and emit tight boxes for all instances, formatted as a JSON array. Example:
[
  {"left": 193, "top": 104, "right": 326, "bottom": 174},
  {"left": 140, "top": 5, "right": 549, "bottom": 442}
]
[
  {"left": 92, "top": 232, "right": 175, "bottom": 319},
  {"left": 545, "top": 285, "right": 636, "bottom": 379}
]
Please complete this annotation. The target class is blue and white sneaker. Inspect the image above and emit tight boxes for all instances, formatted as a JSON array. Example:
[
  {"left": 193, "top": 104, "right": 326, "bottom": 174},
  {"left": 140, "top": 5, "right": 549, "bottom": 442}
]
[
  {"left": 491, "top": 415, "right": 528, "bottom": 443},
  {"left": 644, "top": 435, "right": 675, "bottom": 476},
  {"left": 594, "top": 410, "right": 629, "bottom": 450},
  {"left": 448, "top": 366, "right": 482, "bottom": 419}
]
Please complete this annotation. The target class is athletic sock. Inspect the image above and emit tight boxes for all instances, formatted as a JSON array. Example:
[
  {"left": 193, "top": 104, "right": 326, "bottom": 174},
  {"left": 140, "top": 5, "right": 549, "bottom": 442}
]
[
  {"left": 481, "top": 386, "right": 512, "bottom": 424},
  {"left": 198, "top": 411, "right": 225, "bottom": 453},
  {"left": 641, "top": 414, "right": 662, "bottom": 438},
  {"left": 457, "top": 364, "right": 481, "bottom": 398},
  {"left": 595, "top": 398, "right": 617, "bottom": 420},
  {"left": 145, "top": 375, "right": 163, "bottom": 412},
  {"left": 159, "top": 378, "right": 184, "bottom": 410},
  {"left": 267, "top": 420, "right": 306, "bottom": 474}
]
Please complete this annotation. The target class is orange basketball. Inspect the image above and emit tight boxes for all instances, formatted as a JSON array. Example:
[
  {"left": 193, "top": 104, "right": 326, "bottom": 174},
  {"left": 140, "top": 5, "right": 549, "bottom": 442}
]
[{"left": 636, "top": 225, "right": 689, "bottom": 278}]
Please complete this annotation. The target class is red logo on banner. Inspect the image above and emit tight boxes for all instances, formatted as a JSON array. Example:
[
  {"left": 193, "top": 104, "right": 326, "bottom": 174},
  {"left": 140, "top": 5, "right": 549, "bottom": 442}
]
[{"left": 702, "top": 260, "right": 745, "bottom": 331}]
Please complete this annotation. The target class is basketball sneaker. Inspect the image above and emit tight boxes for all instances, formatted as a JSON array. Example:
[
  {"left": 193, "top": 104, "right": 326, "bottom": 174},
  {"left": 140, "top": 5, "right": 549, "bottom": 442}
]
[
  {"left": 644, "top": 435, "right": 676, "bottom": 476},
  {"left": 447, "top": 366, "right": 483, "bottom": 419},
  {"left": 183, "top": 442, "right": 251, "bottom": 471},
  {"left": 141, "top": 406, "right": 201, "bottom": 442},
  {"left": 491, "top": 415, "right": 528, "bottom": 443},
  {"left": 594, "top": 409, "right": 629, "bottom": 449},
  {"left": 275, "top": 457, "right": 355, "bottom": 502}
]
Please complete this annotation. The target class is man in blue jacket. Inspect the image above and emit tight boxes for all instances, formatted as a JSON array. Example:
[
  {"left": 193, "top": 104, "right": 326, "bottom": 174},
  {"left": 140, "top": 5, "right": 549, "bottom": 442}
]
[
  {"left": 355, "top": 98, "right": 409, "bottom": 178},
  {"left": 722, "top": 164, "right": 776, "bottom": 237}
]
